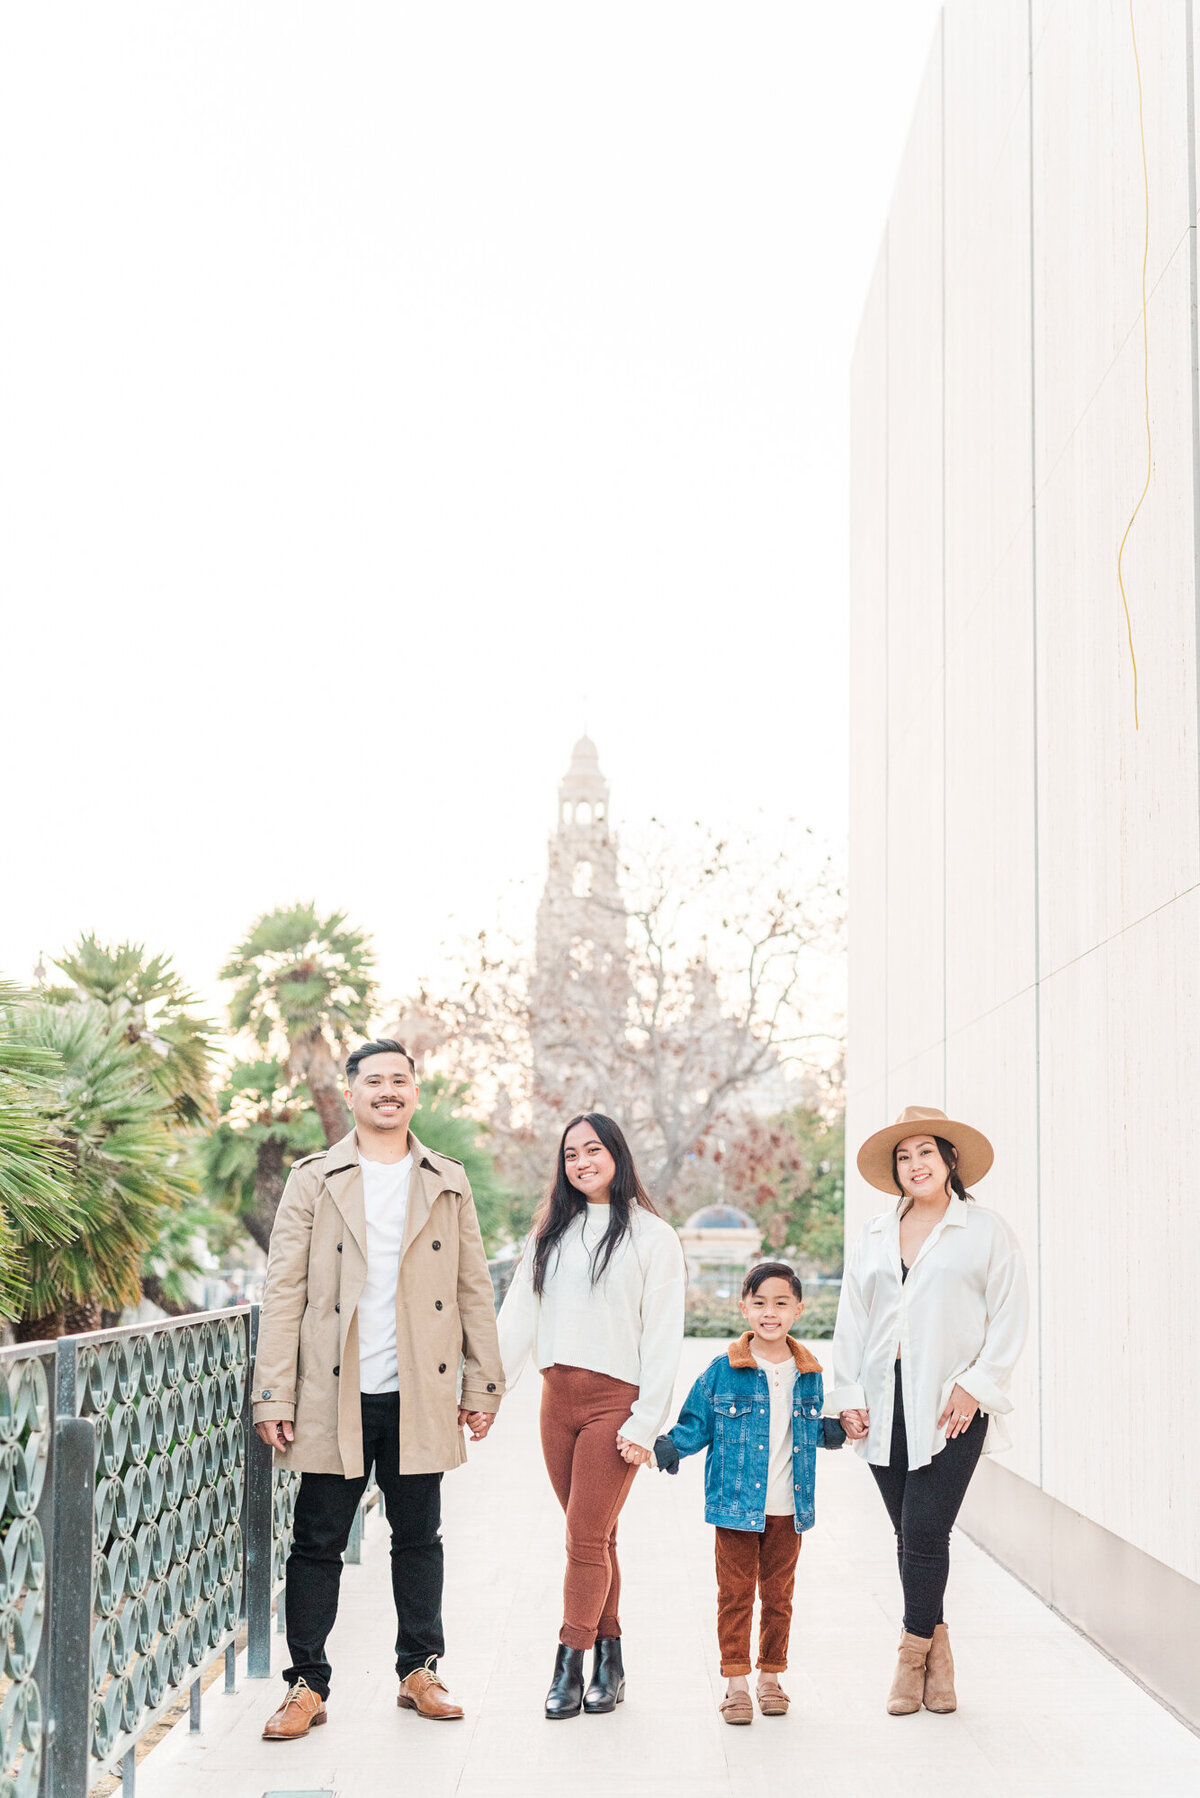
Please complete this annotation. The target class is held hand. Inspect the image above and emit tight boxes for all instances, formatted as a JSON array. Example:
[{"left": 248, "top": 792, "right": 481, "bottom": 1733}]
[
  {"left": 255, "top": 1420, "right": 295, "bottom": 1451},
  {"left": 937, "top": 1384, "right": 979, "bottom": 1439},
  {"left": 458, "top": 1407, "right": 495, "bottom": 1442},
  {"left": 839, "top": 1408, "right": 870, "bottom": 1441},
  {"left": 615, "top": 1434, "right": 651, "bottom": 1467}
]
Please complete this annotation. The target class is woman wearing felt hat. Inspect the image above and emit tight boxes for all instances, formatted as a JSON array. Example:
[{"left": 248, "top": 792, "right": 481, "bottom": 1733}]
[{"left": 828, "top": 1106, "right": 1028, "bottom": 1718}]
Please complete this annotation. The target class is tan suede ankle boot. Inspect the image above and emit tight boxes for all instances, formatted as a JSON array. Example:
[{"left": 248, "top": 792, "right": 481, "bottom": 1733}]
[
  {"left": 923, "top": 1623, "right": 956, "bottom": 1712},
  {"left": 886, "top": 1631, "right": 933, "bottom": 1715}
]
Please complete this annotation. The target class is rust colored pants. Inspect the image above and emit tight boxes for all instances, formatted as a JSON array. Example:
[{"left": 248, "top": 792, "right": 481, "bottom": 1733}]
[
  {"left": 540, "top": 1364, "right": 640, "bottom": 1651},
  {"left": 714, "top": 1514, "right": 802, "bottom": 1675}
]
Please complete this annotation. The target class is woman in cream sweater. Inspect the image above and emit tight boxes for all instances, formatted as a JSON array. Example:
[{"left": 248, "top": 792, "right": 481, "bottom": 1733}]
[{"left": 497, "top": 1112, "right": 686, "bottom": 1720}]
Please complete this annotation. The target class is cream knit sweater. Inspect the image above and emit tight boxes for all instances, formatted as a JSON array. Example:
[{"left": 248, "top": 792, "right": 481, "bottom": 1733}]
[{"left": 497, "top": 1203, "right": 687, "bottom": 1450}]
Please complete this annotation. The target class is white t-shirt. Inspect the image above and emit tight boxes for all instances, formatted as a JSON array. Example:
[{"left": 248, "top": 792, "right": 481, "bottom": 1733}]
[
  {"left": 752, "top": 1348, "right": 798, "bottom": 1516},
  {"left": 357, "top": 1152, "right": 413, "bottom": 1394}
]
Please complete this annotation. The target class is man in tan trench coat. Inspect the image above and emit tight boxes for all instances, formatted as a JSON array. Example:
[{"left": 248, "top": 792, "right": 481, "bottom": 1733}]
[{"left": 251, "top": 1038, "right": 505, "bottom": 1737}]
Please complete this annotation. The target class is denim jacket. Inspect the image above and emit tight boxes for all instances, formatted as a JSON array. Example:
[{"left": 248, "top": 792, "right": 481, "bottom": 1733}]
[{"left": 657, "top": 1333, "right": 841, "bottom": 1534}]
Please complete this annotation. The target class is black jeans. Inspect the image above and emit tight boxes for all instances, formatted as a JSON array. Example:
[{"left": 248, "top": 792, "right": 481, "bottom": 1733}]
[
  {"left": 868, "top": 1361, "right": 986, "bottom": 1639},
  {"left": 282, "top": 1392, "right": 444, "bottom": 1697}
]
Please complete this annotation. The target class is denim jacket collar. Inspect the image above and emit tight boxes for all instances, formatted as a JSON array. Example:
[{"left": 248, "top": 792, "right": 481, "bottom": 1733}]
[{"left": 726, "top": 1331, "right": 822, "bottom": 1375}]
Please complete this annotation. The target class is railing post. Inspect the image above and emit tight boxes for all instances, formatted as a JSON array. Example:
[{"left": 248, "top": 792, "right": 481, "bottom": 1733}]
[
  {"left": 48, "top": 1416, "right": 95, "bottom": 1798},
  {"left": 345, "top": 1502, "right": 363, "bottom": 1564},
  {"left": 54, "top": 1338, "right": 78, "bottom": 1422},
  {"left": 34, "top": 1352, "right": 60, "bottom": 1798},
  {"left": 243, "top": 1305, "right": 274, "bottom": 1679}
]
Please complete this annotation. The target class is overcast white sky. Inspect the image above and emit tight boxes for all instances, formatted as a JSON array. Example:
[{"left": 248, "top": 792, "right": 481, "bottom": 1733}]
[{"left": 3, "top": 3, "right": 941, "bottom": 1015}]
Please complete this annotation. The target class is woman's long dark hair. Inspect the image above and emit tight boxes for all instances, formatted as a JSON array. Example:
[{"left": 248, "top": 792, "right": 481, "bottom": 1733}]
[
  {"left": 531, "top": 1113, "right": 659, "bottom": 1295},
  {"left": 893, "top": 1135, "right": 971, "bottom": 1218}
]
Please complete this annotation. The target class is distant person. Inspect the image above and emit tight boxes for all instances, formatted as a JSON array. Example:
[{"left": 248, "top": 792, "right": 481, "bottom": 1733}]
[
  {"left": 251, "top": 1039, "right": 505, "bottom": 1740},
  {"left": 497, "top": 1113, "right": 686, "bottom": 1719},
  {"left": 649, "top": 1261, "right": 845, "bottom": 1725},
  {"left": 830, "top": 1106, "right": 1028, "bottom": 1716}
]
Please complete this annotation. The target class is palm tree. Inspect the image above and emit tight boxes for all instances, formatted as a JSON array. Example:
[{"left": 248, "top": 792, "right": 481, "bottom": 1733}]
[
  {"left": 221, "top": 904, "right": 377, "bottom": 1147},
  {"left": 49, "top": 935, "right": 218, "bottom": 1126},
  {"left": 0, "top": 983, "right": 81, "bottom": 1320},
  {"left": 13, "top": 1003, "right": 192, "bottom": 1338},
  {"left": 198, "top": 1057, "right": 325, "bottom": 1254}
]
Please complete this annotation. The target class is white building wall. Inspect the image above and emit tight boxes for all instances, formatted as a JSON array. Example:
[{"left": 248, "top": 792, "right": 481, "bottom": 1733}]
[{"left": 848, "top": 0, "right": 1200, "bottom": 1718}]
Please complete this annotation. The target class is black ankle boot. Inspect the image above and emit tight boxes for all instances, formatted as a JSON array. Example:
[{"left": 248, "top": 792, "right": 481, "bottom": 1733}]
[
  {"left": 583, "top": 1635, "right": 625, "bottom": 1713},
  {"left": 544, "top": 1644, "right": 585, "bottom": 1719}
]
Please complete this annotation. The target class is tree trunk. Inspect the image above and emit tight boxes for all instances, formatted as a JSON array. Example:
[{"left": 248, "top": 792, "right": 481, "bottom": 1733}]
[
  {"left": 62, "top": 1300, "right": 102, "bottom": 1335},
  {"left": 243, "top": 1135, "right": 288, "bottom": 1255},
  {"left": 291, "top": 1030, "right": 350, "bottom": 1146},
  {"left": 14, "top": 1312, "right": 63, "bottom": 1343},
  {"left": 139, "top": 1276, "right": 197, "bottom": 1319}
]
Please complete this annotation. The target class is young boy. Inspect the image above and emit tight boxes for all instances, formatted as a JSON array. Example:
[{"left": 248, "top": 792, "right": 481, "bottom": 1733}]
[{"left": 653, "top": 1261, "right": 843, "bottom": 1724}]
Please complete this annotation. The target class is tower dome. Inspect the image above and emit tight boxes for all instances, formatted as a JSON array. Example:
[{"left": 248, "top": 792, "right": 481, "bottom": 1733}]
[
  {"left": 558, "top": 735, "right": 609, "bottom": 827},
  {"left": 569, "top": 735, "right": 600, "bottom": 772}
]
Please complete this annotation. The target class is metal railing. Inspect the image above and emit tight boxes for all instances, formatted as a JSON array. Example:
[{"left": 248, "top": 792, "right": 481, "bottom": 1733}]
[{"left": 0, "top": 1302, "right": 351, "bottom": 1798}]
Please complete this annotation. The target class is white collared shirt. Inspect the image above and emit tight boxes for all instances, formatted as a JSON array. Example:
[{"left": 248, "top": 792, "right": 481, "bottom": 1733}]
[
  {"left": 357, "top": 1152, "right": 413, "bottom": 1393},
  {"left": 826, "top": 1197, "right": 1029, "bottom": 1470}
]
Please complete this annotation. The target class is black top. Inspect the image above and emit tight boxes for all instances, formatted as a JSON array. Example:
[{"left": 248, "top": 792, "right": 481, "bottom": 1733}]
[{"left": 901, "top": 1258, "right": 910, "bottom": 1282}]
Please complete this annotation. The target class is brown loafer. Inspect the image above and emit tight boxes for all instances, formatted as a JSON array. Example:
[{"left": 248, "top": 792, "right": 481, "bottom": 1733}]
[
  {"left": 397, "top": 1660, "right": 464, "bottom": 1720},
  {"left": 262, "top": 1678, "right": 327, "bottom": 1740},
  {"left": 719, "top": 1689, "right": 754, "bottom": 1725},
  {"left": 756, "top": 1681, "right": 790, "bottom": 1716}
]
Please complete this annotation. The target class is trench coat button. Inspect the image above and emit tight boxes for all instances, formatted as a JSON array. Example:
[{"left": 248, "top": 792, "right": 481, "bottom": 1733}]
[
  {"left": 333, "top": 1366, "right": 340, "bottom": 1376},
  {"left": 335, "top": 1303, "right": 340, "bottom": 1313},
  {"left": 438, "top": 1362, "right": 447, "bottom": 1374},
  {"left": 262, "top": 1389, "right": 271, "bottom": 1400},
  {"left": 337, "top": 1242, "right": 343, "bottom": 1253},
  {"left": 435, "top": 1300, "right": 443, "bottom": 1311},
  {"left": 432, "top": 1241, "right": 441, "bottom": 1251},
  {"left": 486, "top": 1383, "right": 496, "bottom": 1392}
]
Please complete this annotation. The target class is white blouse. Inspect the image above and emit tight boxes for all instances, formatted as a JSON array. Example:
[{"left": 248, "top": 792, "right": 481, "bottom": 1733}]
[
  {"left": 827, "top": 1197, "right": 1029, "bottom": 1470},
  {"left": 496, "top": 1203, "right": 687, "bottom": 1451}
]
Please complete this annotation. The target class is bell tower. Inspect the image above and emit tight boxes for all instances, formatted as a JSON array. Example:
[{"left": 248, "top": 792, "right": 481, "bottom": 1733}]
[{"left": 531, "top": 737, "right": 628, "bottom": 1129}]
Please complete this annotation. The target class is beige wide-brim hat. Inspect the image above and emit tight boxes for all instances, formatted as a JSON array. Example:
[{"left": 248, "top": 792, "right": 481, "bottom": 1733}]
[{"left": 856, "top": 1105, "right": 994, "bottom": 1195}]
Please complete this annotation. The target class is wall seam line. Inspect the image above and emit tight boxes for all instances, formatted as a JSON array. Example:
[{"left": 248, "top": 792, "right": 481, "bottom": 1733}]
[
  {"left": 1027, "top": 0, "right": 1045, "bottom": 1492},
  {"left": 883, "top": 226, "right": 890, "bottom": 1121},
  {"left": 941, "top": 9, "right": 949, "bottom": 1109},
  {"left": 1186, "top": 0, "right": 1200, "bottom": 867}
]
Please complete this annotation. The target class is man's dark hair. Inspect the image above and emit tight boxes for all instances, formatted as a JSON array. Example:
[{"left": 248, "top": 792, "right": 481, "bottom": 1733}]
[
  {"left": 345, "top": 1039, "right": 416, "bottom": 1081},
  {"left": 742, "top": 1259, "right": 803, "bottom": 1302}
]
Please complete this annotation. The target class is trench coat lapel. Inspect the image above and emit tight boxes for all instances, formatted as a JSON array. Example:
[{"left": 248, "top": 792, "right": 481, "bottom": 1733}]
[
  {"left": 399, "top": 1132, "right": 463, "bottom": 1266},
  {"left": 322, "top": 1131, "right": 367, "bottom": 1259}
]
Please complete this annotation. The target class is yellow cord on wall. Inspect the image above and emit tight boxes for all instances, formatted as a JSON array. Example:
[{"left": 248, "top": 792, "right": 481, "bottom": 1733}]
[{"left": 1116, "top": 0, "right": 1150, "bottom": 732}]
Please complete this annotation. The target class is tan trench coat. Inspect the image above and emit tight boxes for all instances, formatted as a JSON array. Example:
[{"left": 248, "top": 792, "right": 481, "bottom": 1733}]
[{"left": 250, "top": 1129, "right": 505, "bottom": 1476}]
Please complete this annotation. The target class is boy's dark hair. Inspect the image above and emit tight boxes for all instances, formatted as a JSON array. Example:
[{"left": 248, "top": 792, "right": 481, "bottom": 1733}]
[
  {"left": 741, "top": 1260, "right": 803, "bottom": 1302},
  {"left": 345, "top": 1038, "right": 416, "bottom": 1081}
]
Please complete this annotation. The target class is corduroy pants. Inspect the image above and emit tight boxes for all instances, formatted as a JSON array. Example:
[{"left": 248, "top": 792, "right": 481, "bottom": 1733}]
[
  {"left": 539, "top": 1364, "right": 640, "bottom": 1651},
  {"left": 714, "top": 1514, "right": 802, "bottom": 1676}
]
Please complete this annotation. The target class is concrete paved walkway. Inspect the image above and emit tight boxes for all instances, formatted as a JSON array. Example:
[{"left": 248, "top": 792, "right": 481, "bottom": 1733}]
[{"left": 136, "top": 1339, "right": 1200, "bottom": 1798}]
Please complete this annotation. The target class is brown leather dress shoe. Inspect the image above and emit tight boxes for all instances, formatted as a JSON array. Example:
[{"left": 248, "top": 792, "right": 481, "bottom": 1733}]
[
  {"left": 397, "top": 1660, "right": 464, "bottom": 1720},
  {"left": 262, "top": 1678, "right": 327, "bottom": 1740}
]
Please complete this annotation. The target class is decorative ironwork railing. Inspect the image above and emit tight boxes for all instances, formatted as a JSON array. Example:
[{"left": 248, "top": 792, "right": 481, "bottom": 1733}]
[{"left": 0, "top": 1302, "right": 364, "bottom": 1798}]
